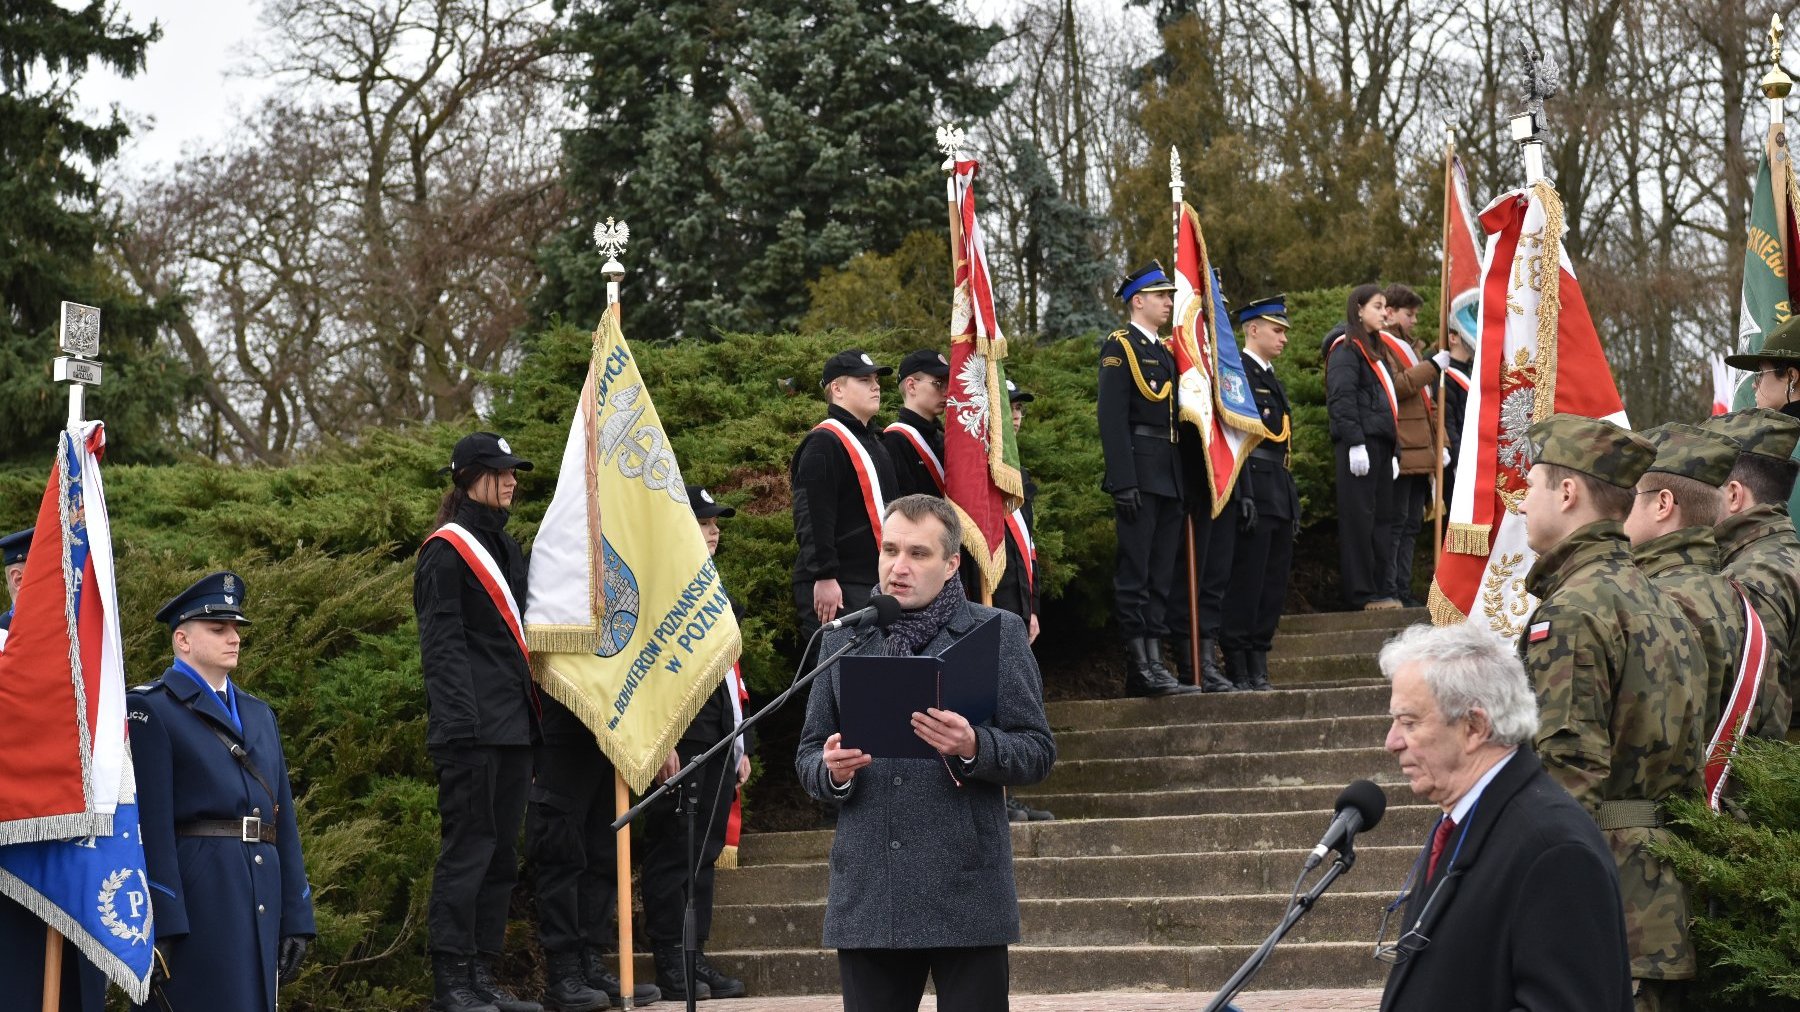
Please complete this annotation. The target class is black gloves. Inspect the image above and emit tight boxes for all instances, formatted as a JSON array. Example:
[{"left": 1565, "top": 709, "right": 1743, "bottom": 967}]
[
  {"left": 1112, "top": 487, "right": 1141, "bottom": 524},
  {"left": 151, "top": 942, "right": 174, "bottom": 987},
  {"left": 278, "top": 935, "right": 309, "bottom": 985},
  {"left": 1238, "top": 493, "right": 1259, "bottom": 534}
]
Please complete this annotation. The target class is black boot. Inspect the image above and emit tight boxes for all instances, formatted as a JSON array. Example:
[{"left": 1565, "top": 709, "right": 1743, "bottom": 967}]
[
  {"left": 471, "top": 957, "right": 544, "bottom": 1012},
  {"left": 543, "top": 951, "right": 608, "bottom": 1012},
  {"left": 581, "top": 948, "right": 661, "bottom": 1007},
  {"left": 1168, "top": 636, "right": 1195, "bottom": 682},
  {"left": 653, "top": 945, "right": 710, "bottom": 1001},
  {"left": 1144, "top": 639, "right": 1202, "bottom": 694},
  {"left": 1197, "top": 637, "right": 1236, "bottom": 693},
  {"left": 1123, "top": 638, "right": 1185, "bottom": 696},
  {"left": 692, "top": 951, "right": 746, "bottom": 999},
  {"left": 433, "top": 954, "right": 501, "bottom": 1012},
  {"left": 1249, "top": 651, "right": 1275, "bottom": 691},
  {"left": 1224, "top": 650, "right": 1258, "bottom": 692}
]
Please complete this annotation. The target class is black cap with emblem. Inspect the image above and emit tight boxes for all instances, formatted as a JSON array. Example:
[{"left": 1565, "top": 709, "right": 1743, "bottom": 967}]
[
  {"left": 686, "top": 484, "right": 736, "bottom": 520},
  {"left": 1, "top": 527, "right": 33, "bottom": 567},
  {"left": 448, "top": 431, "right": 533, "bottom": 477},
  {"left": 156, "top": 571, "right": 253, "bottom": 629},
  {"left": 898, "top": 349, "right": 950, "bottom": 380},
  {"left": 821, "top": 348, "right": 893, "bottom": 387}
]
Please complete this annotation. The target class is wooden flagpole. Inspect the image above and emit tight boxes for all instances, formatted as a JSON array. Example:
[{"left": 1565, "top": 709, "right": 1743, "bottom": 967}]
[
  {"left": 1172, "top": 150, "right": 1201, "bottom": 684},
  {"left": 42, "top": 925, "right": 63, "bottom": 1012},
  {"left": 1432, "top": 128, "right": 1453, "bottom": 567},
  {"left": 941, "top": 126, "right": 995, "bottom": 606}
]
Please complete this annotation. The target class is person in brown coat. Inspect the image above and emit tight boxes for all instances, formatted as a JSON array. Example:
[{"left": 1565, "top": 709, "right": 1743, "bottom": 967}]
[{"left": 1381, "top": 284, "right": 1445, "bottom": 607}]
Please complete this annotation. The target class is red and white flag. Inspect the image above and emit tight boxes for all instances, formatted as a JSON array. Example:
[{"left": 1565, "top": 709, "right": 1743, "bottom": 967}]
[
  {"left": 1430, "top": 183, "right": 1626, "bottom": 637},
  {"left": 944, "top": 159, "right": 1024, "bottom": 597},
  {"left": 1444, "top": 154, "right": 1484, "bottom": 343}
]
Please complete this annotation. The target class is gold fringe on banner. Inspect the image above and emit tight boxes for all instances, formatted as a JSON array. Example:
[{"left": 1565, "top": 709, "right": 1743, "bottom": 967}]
[
  {"left": 1426, "top": 582, "right": 1468, "bottom": 626},
  {"left": 716, "top": 846, "right": 738, "bottom": 870},
  {"left": 1445, "top": 522, "right": 1492, "bottom": 556},
  {"left": 524, "top": 626, "right": 600, "bottom": 655}
]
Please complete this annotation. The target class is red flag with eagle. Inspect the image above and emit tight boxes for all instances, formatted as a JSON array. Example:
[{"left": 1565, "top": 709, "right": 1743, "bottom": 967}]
[{"left": 943, "top": 159, "right": 1024, "bottom": 597}]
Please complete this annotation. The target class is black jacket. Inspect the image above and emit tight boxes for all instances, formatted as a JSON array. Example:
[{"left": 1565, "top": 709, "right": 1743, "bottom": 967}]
[
  {"left": 790, "top": 404, "right": 898, "bottom": 588},
  {"left": 1097, "top": 324, "right": 1183, "bottom": 499},
  {"left": 1442, "top": 356, "right": 1473, "bottom": 471},
  {"left": 680, "top": 596, "right": 749, "bottom": 748},
  {"left": 985, "top": 469, "right": 1041, "bottom": 624},
  {"left": 1379, "top": 749, "right": 1632, "bottom": 1012},
  {"left": 1238, "top": 354, "right": 1300, "bottom": 522},
  {"left": 880, "top": 407, "right": 946, "bottom": 498},
  {"left": 414, "top": 500, "right": 541, "bottom": 746},
  {"left": 1326, "top": 333, "right": 1397, "bottom": 447}
]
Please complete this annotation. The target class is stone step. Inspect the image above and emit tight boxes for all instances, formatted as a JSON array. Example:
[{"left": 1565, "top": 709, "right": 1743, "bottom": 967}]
[
  {"left": 1270, "top": 628, "right": 1400, "bottom": 661},
  {"left": 1039, "top": 747, "right": 1394, "bottom": 795},
  {"left": 1056, "top": 714, "right": 1393, "bottom": 761},
  {"left": 715, "top": 845, "right": 1421, "bottom": 906},
  {"left": 1012, "top": 781, "right": 1414, "bottom": 820},
  {"left": 633, "top": 941, "right": 1389, "bottom": 997},
  {"left": 1277, "top": 607, "right": 1428, "bottom": 635},
  {"left": 708, "top": 890, "right": 1393, "bottom": 952},
  {"left": 1046, "top": 684, "right": 1389, "bottom": 732},
  {"left": 737, "top": 807, "right": 1437, "bottom": 866},
  {"left": 1266, "top": 654, "right": 1380, "bottom": 685}
]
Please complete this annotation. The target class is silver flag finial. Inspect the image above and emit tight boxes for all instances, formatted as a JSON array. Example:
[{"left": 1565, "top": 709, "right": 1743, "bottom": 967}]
[
  {"left": 937, "top": 124, "right": 967, "bottom": 170},
  {"left": 1514, "top": 29, "right": 1562, "bottom": 119}
]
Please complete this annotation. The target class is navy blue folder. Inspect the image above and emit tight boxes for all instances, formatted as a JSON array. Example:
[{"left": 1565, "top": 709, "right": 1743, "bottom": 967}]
[{"left": 838, "top": 614, "right": 1001, "bottom": 759}]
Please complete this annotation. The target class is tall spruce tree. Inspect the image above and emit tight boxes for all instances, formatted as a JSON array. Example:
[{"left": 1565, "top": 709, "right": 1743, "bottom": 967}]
[
  {"left": 539, "top": 0, "right": 1002, "bottom": 340},
  {"left": 1008, "top": 137, "right": 1113, "bottom": 340},
  {"left": 0, "top": 1, "right": 185, "bottom": 464}
]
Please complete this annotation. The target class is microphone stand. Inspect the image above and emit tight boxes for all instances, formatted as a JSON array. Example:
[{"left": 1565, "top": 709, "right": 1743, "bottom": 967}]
[
  {"left": 613, "top": 623, "right": 882, "bottom": 1011},
  {"left": 1202, "top": 842, "right": 1359, "bottom": 1012}
]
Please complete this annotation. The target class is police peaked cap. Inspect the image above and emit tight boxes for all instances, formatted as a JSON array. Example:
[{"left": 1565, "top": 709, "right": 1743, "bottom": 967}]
[
  {"left": 1118, "top": 262, "right": 1177, "bottom": 302},
  {"left": 686, "top": 484, "right": 736, "bottom": 520},
  {"left": 0, "top": 527, "right": 33, "bottom": 567},
  {"left": 157, "top": 571, "right": 253, "bottom": 629}
]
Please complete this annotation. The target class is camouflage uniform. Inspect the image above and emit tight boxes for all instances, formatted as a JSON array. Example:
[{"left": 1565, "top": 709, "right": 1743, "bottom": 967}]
[{"left": 1519, "top": 416, "right": 1705, "bottom": 994}]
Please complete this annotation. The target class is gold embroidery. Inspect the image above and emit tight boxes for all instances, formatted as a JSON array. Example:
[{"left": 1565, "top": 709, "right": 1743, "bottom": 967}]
[{"left": 1480, "top": 552, "right": 1530, "bottom": 640}]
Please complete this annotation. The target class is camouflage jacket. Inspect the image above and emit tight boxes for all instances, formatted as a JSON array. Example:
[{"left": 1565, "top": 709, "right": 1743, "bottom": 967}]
[
  {"left": 1520, "top": 519, "right": 1704, "bottom": 980},
  {"left": 1716, "top": 502, "right": 1800, "bottom": 738},
  {"left": 1630, "top": 526, "right": 1759, "bottom": 740}
]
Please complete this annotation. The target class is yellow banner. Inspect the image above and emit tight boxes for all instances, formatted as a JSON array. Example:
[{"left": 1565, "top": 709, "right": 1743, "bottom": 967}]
[{"left": 522, "top": 306, "right": 741, "bottom": 792}]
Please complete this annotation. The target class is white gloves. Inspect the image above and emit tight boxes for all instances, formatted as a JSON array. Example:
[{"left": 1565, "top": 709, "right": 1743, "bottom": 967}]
[
  {"left": 1392, "top": 457, "right": 1401, "bottom": 480},
  {"left": 1432, "top": 349, "right": 1453, "bottom": 370},
  {"left": 1349, "top": 444, "right": 1370, "bottom": 477},
  {"left": 1442, "top": 446, "right": 1453, "bottom": 468}
]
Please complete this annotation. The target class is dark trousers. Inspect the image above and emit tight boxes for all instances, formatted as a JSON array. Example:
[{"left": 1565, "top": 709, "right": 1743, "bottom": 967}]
[
  {"left": 1221, "top": 510, "right": 1295, "bottom": 653},
  {"left": 528, "top": 738, "right": 619, "bottom": 954},
  {"left": 1388, "top": 474, "right": 1431, "bottom": 599},
  {"left": 642, "top": 739, "right": 735, "bottom": 947},
  {"left": 429, "top": 744, "right": 533, "bottom": 955},
  {"left": 1334, "top": 438, "right": 1397, "bottom": 607},
  {"left": 794, "top": 581, "right": 876, "bottom": 654},
  {"left": 1164, "top": 502, "right": 1234, "bottom": 641},
  {"left": 837, "top": 945, "right": 1009, "bottom": 1012},
  {"left": 1112, "top": 490, "right": 1185, "bottom": 637}
]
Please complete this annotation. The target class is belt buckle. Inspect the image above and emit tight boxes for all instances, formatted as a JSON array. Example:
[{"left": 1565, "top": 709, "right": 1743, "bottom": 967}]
[{"left": 241, "top": 816, "right": 262, "bottom": 843}]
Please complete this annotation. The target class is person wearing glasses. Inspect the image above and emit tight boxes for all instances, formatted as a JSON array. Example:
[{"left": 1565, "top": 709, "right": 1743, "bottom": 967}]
[{"left": 1376, "top": 621, "right": 1629, "bottom": 1012}]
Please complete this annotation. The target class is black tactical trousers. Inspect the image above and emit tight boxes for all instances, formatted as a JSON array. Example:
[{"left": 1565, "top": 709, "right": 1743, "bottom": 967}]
[
  {"left": 1221, "top": 511, "right": 1295, "bottom": 653},
  {"left": 1387, "top": 474, "right": 1431, "bottom": 599},
  {"left": 1113, "top": 489, "right": 1185, "bottom": 637},
  {"left": 528, "top": 738, "right": 620, "bottom": 954},
  {"left": 1335, "top": 437, "right": 1397, "bottom": 607},
  {"left": 641, "top": 739, "right": 736, "bottom": 947},
  {"left": 793, "top": 581, "right": 876, "bottom": 661},
  {"left": 429, "top": 743, "right": 532, "bottom": 956}
]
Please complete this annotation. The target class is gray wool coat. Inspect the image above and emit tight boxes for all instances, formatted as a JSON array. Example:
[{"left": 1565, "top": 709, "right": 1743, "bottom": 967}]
[{"left": 796, "top": 600, "right": 1056, "bottom": 950}]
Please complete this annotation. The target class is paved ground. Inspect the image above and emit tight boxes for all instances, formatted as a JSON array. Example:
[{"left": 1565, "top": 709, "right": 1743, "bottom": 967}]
[{"left": 667, "top": 990, "right": 1381, "bottom": 1011}]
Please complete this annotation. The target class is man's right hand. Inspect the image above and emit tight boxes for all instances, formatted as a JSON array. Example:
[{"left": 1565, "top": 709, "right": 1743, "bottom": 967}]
[
  {"left": 1112, "top": 487, "right": 1141, "bottom": 523},
  {"left": 822, "top": 732, "right": 871, "bottom": 787},
  {"left": 813, "top": 578, "right": 843, "bottom": 624}
]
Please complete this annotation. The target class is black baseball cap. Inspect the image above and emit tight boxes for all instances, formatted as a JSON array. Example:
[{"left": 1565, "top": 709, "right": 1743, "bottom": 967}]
[
  {"left": 448, "top": 431, "right": 533, "bottom": 476},
  {"left": 898, "top": 349, "right": 950, "bottom": 380},
  {"left": 820, "top": 349, "right": 892, "bottom": 387},
  {"left": 1005, "top": 379, "right": 1034, "bottom": 404},
  {"left": 687, "top": 485, "right": 736, "bottom": 520}
]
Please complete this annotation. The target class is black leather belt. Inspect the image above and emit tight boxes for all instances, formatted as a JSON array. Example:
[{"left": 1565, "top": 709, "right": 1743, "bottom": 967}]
[
  {"left": 178, "top": 817, "right": 277, "bottom": 844},
  {"left": 1250, "top": 443, "right": 1289, "bottom": 463},
  {"left": 1130, "top": 424, "right": 1174, "bottom": 442}
]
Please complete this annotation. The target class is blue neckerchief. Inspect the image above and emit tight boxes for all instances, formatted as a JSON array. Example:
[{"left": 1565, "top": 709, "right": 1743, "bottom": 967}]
[
  {"left": 0, "top": 607, "right": 12, "bottom": 628},
  {"left": 172, "top": 657, "right": 242, "bottom": 734}
]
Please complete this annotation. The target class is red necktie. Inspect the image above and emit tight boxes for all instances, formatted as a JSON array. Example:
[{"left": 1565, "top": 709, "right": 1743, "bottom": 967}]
[{"left": 1426, "top": 816, "right": 1457, "bottom": 880}]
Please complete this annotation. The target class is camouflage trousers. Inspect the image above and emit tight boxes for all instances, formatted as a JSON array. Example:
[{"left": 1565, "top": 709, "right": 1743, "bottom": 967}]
[{"left": 1634, "top": 978, "right": 1685, "bottom": 1012}]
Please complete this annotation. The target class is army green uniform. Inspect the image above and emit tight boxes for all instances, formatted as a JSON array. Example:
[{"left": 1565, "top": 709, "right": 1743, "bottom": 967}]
[{"left": 1519, "top": 416, "right": 1705, "bottom": 1002}]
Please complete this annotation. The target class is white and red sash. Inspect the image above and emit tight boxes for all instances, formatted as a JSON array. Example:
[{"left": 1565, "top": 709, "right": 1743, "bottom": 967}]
[
  {"left": 1704, "top": 589, "right": 1770, "bottom": 810},
  {"left": 1004, "top": 508, "right": 1035, "bottom": 594},
  {"left": 1329, "top": 334, "right": 1399, "bottom": 427},
  {"left": 1443, "top": 366, "right": 1471, "bottom": 393},
  {"left": 1377, "top": 330, "right": 1433, "bottom": 412},
  {"left": 429, "top": 522, "right": 529, "bottom": 662},
  {"left": 814, "top": 419, "right": 887, "bottom": 546},
  {"left": 885, "top": 421, "right": 946, "bottom": 493}
]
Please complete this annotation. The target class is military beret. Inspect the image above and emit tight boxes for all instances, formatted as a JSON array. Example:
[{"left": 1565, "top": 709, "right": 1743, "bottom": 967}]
[
  {"left": 156, "top": 571, "right": 252, "bottom": 629},
  {"left": 1724, "top": 314, "right": 1800, "bottom": 369},
  {"left": 1702, "top": 407, "right": 1800, "bottom": 462},
  {"left": 1118, "top": 262, "right": 1177, "bottom": 301},
  {"left": 898, "top": 349, "right": 950, "bottom": 380},
  {"left": 686, "top": 484, "right": 735, "bottom": 520},
  {"left": 1643, "top": 422, "right": 1741, "bottom": 487},
  {"left": 1527, "top": 413, "right": 1655, "bottom": 489},
  {"left": 821, "top": 348, "right": 891, "bottom": 386},
  {"left": 0, "top": 527, "right": 32, "bottom": 567}
]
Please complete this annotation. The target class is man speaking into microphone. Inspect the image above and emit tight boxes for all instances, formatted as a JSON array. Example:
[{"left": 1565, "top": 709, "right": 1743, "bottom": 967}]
[
  {"left": 1375, "top": 622, "right": 1629, "bottom": 1012},
  {"left": 797, "top": 494, "right": 1056, "bottom": 1011}
]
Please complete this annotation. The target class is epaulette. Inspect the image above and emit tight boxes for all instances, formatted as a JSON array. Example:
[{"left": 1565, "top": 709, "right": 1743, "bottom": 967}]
[
  {"left": 128, "top": 680, "right": 164, "bottom": 695},
  {"left": 1100, "top": 329, "right": 1128, "bottom": 367}
]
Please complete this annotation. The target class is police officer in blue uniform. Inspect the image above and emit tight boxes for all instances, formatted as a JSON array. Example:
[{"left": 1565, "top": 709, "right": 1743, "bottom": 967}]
[
  {"left": 127, "top": 572, "right": 314, "bottom": 1012},
  {"left": 1220, "top": 297, "right": 1300, "bottom": 691},
  {"left": 1099, "top": 263, "right": 1202, "bottom": 697},
  {"left": 0, "top": 526, "right": 31, "bottom": 649}
]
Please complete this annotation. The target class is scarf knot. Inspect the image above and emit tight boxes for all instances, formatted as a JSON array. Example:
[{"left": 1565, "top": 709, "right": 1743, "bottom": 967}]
[{"left": 882, "top": 579, "right": 966, "bottom": 656}]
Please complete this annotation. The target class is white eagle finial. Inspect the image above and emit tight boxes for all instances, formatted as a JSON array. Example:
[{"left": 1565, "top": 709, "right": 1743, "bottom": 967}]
[{"left": 592, "top": 217, "right": 631, "bottom": 261}]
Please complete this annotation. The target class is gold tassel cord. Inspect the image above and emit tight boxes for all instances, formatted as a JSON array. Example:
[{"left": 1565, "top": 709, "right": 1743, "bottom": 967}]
[{"left": 1529, "top": 180, "right": 1564, "bottom": 424}]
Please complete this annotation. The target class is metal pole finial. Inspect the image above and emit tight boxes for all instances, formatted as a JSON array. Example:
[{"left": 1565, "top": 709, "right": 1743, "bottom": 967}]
[
  {"left": 54, "top": 302, "right": 103, "bottom": 426},
  {"left": 1509, "top": 30, "right": 1560, "bottom": 185},
  {"left": 1764, "top": 13, "right": 1793, "bottom": 100},
  {"left": 593, "top": 217, "right": 629, "bottom": 306},
  {"left": 937, "top": 124, "right": 967, "bottom": 171}
]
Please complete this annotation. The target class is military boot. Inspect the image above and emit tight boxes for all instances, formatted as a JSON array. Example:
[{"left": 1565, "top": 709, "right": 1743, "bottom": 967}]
[
  {"left": 542, "top": 951, "right": 608, "bottom": 1012},
  {"left": 1124, "top": 639, "right": 1185, "bottom": 696},
  {"left": 1193, "top": 637, "right": 1236, "bottom": 692},
  {"left": 1144, "top": 639, "right": 1202, "bottom": 694},
  {"left": 1224, "top": 650, "right": 1258, "bottom": 692},
  {"left": 1248, "top": 651, "right": 1275, "bottom": 691},
  {"left": 652, "top": 945, "right": 710, "bottom": 1002},
  {"left": 580, "top": 948, "right": 661, "bottom": 1007},
  {"left": 692, "top": 951, "right": 746, "bottom": 999},
  {"left": 471, "top": 957, "right": 544, "bottom": 1012},
  {"left": 433, "top": 954, "right": 500, "bottom": 1012}
]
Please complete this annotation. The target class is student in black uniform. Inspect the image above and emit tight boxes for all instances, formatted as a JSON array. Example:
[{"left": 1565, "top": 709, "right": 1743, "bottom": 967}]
[
  {"left": 882, "top": 349, "right": 950, "bottom": 498},
  {"left": 998, "top": 382, "right": 1055, "bottom": 823},
  {"left": 1219, "top": 296, "right": 1300, "bottom": 691},
  {"left": 791, "top": 349, "right": 898, "bottom": 644},
  {"left": 1098, "top": 263, "right": 1202, "bottom": 697},
  {"left": 640, "top": 485, "right": 752, "bottom": 1001},
  {"left": 415, "top": 431, "right": 544, "bottom": 1012},
  {"left": 0, "top": 526, "right": 29, "bottom": 649}
]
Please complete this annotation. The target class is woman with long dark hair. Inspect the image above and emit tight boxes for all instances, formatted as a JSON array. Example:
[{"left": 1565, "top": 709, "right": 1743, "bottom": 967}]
[{"left": 1325, "top": 285, "right": 1446, "bottom": 609}]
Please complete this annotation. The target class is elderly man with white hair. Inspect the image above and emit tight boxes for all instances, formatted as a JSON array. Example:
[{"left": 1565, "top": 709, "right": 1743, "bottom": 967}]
[{"left": 1376, "top": 621, "right": 1631, "bottom": 1012}]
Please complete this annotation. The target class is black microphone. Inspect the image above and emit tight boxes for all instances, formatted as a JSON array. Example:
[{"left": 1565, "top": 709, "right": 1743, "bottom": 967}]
[
  {"left": 1303, "top": 779, "right": 1387, "bottom": 870},
  {"left": 822, "top": 594, "right": 902, "bottom": 631}
]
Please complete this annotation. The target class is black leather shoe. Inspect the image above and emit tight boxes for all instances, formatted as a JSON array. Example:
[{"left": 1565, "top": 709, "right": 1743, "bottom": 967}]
[
  {"left": 1006, "top": 794, "right": 1055, "bottom": 821},
  {"left": 693, "top": 951, "right": 746, "bottom": 999},
  {"left": 580, "top": 949, "right": 660, "bottom": 1007},
  {"left": 471, "top": 957, "right": 543, "bottom": 1012},
  {"left": 433, "top": 954, "right": 500, "bottom": 1012},
  {"left": 543, "top": 951, "right": 608, "bottom": 1012},
  {"left": 652, "top": 945, "right": 710, "bottom": 1001}
]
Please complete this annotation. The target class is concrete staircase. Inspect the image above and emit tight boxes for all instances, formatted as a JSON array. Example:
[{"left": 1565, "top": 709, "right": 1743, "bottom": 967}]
[{"left": 665, "top": 608, "right": 1431, "bottom": 997}]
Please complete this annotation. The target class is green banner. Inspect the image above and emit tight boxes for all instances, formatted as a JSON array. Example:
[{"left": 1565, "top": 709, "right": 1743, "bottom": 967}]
[{"left": 1737, "top": 126, "right": 1791, "bottom": 410}]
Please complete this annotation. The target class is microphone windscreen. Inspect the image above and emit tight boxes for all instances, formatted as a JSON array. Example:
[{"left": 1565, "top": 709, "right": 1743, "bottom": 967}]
[
  {"left": 1335, "top": 779, "right": 1387, "bottom": 832},
  {"left": 870, "top": 594, "right": 903, "bottom": 628}
]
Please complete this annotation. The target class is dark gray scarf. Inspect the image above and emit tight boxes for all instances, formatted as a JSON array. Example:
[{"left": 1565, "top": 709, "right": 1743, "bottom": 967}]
[{"left": 882, "top": 578, "right": 966, "bottom": 656}]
